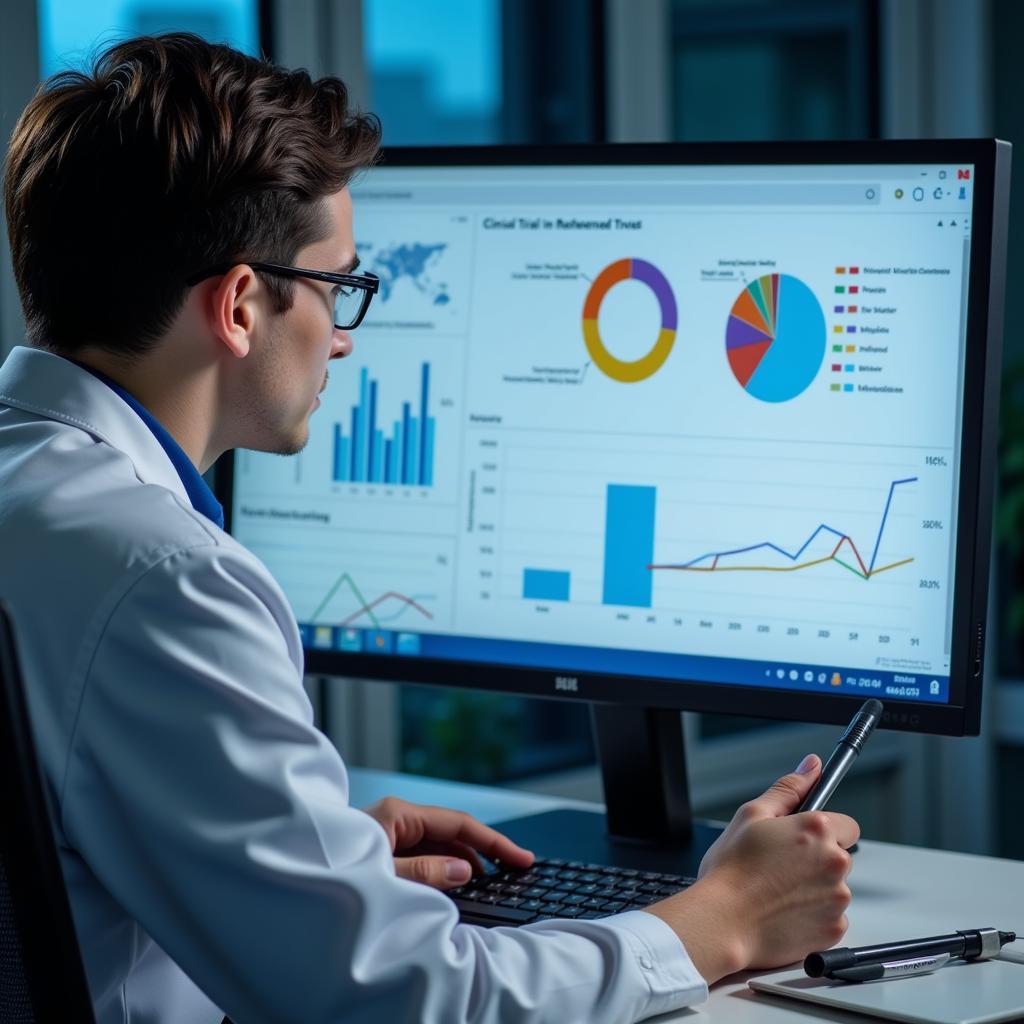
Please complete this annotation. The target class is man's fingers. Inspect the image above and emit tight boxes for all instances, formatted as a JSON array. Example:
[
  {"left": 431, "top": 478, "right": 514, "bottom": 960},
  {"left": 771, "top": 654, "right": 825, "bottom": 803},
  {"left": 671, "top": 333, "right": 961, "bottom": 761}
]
[
  {"left": 749, "top": 754, "right": 821, "bottom": 818},
  {"left": 820, "top": 811, "right": 860, "bottom": 852},
  {"left": 395, "top": 855, "right": 472, "bottom": 890},
  {"left": 393, "top": 805, "right": 534, "bottom": 868},
  {"left": 407, "top": 838, "right": 486, "bottom": 876}
]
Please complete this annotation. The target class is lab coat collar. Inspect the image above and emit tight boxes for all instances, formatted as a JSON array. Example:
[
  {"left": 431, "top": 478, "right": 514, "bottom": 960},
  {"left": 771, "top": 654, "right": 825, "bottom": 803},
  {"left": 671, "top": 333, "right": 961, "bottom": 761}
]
[{"left": 0, "top": 345, "right": 191, "bottom": 509}]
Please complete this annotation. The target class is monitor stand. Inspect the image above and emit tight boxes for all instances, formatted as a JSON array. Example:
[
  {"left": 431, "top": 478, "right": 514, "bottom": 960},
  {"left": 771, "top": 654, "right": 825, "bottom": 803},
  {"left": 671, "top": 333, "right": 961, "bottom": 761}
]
[{"left": 491, "top": 705, "right": 724, "bottom": 876}]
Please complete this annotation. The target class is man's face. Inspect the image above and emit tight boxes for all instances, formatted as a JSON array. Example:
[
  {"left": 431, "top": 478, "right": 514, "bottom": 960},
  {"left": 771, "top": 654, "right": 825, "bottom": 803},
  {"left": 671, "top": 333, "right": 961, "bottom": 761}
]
[{"left": 244, "top": 188, "right": 357, "bottom": 455}]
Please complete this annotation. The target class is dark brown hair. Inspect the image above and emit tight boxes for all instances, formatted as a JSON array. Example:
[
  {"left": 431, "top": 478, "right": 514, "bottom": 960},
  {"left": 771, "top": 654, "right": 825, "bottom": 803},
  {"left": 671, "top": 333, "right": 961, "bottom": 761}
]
[{"left": 3, "top": 33, "right": 381, "bottom": 356}]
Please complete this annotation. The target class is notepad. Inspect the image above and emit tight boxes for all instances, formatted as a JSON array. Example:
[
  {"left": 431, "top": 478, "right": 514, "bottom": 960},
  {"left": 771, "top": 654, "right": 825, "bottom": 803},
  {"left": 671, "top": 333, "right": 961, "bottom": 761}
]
[{"left": 749, "top": 956, "right": 1024, "bottom": 1024}]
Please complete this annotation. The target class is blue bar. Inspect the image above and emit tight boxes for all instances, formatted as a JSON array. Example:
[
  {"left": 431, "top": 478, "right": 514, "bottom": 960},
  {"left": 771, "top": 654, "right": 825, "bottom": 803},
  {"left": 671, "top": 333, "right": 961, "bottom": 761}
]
[
  {"left": 349, "top": 406, "right": 360, "bottom": 482},
  {"left": 339, "top": 437, "right": 350, "bottom": 482},
  {"left": 399, "top": 417, "right": 415, "bottom": 485},
  {"left": 333, "top": 424, "right": 344, "bottom": 481},
  {"left": 358, "top": 368, "right": 370, "bottom": 481},
  {"left": 368, "top": 379, "right": 378, "bottom": 481},
  {"left": 423, "top": 417, "right": 436, "bottom": 487},
  {"left": 384, "top": 439, "right": 393, "bottom": 484},
  {"left": 418, "top": 362, "right": 430, "bottom": 485},
  {"left": 602, "top": 484, "right": 656, "bottom": 607},
  {"left": 523, "top": 569, "right": 570, "bottom": 602},
  {"left": 390, "top": 423, "right": 401, "bottom": 483},
  {"left": 371, "top": 429, "right": 384, "bottom": 482},
  {"left": 401, "top": 402, "right": 411, "bottom": 483}
]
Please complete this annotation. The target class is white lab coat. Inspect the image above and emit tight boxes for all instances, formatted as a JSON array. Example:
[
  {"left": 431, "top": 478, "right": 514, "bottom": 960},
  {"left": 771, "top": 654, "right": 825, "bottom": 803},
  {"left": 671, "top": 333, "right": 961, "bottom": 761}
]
[{"left": 0, "top": 345, "right": 707, "bottom": 1024}]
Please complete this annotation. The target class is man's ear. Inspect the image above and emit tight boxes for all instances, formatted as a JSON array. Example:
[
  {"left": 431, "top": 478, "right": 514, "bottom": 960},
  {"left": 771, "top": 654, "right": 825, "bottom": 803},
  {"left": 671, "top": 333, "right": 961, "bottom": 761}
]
[{"left": 207, "top": 265, "right": 261, "bottom": 358}]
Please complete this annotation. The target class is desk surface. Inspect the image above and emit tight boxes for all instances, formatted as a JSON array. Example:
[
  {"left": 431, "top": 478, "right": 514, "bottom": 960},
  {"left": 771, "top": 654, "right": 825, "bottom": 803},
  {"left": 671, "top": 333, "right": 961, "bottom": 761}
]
[{"left": 349, "top": 767, "right": 1024, "bottom": 1023}]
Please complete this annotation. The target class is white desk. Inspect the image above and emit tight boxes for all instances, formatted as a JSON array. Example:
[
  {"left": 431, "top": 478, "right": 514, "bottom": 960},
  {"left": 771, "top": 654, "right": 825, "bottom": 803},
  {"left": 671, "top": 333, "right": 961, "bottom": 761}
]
[{"left": 349, "top": 767, "right": 1024, "bottom": 1023}]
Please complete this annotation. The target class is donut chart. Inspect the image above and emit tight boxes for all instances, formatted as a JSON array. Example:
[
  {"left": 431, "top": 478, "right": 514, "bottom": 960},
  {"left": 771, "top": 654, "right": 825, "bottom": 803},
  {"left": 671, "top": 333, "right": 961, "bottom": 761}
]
[
  {"left": 582, "top": 259, "right": 678, "bottom": 383},
  {"left": 726, "top": 274, "right": 825, "bottom": 402}
]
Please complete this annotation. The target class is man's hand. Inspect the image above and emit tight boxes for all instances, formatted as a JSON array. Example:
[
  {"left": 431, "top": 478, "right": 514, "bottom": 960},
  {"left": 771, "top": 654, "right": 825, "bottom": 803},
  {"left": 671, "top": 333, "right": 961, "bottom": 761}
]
[
  {"left": 363, "top": 796, "right": 534, "bottom": 890},
  {"left": 643, "top": 754, "right": 859, "bottom": 985}
]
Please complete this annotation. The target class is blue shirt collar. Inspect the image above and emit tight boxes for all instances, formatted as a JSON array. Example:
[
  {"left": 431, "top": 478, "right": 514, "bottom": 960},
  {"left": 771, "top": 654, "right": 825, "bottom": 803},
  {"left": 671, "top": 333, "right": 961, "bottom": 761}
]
[{"left": 70, "top": 359, "right": 225, "bottom": 530}]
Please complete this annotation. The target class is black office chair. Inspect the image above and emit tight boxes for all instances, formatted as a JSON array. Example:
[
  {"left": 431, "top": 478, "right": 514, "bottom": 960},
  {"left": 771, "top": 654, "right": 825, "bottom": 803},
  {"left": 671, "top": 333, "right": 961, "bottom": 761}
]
[{"left": 0, "top": 602, "right": 96, "bottom": 1022}]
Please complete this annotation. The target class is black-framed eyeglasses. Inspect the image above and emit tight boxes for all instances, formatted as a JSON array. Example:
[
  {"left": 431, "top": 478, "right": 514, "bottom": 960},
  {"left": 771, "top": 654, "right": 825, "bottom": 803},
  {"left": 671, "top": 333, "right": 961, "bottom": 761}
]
[{"left": 185, "top": 262, "right": 380, "bottom": 330}]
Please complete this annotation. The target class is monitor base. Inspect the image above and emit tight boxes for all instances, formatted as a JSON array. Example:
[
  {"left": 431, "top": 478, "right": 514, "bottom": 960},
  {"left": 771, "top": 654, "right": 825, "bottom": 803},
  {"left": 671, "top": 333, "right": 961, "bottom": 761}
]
[{"left": 490, "top": 807, "right": 724, "bottom": 876}]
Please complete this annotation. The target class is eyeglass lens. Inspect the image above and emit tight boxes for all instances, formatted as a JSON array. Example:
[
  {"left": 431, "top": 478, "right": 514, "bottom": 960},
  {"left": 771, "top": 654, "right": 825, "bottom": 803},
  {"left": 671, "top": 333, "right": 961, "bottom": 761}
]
[{"left": 333, "top": 285, "right": 370, "bottom": 330}]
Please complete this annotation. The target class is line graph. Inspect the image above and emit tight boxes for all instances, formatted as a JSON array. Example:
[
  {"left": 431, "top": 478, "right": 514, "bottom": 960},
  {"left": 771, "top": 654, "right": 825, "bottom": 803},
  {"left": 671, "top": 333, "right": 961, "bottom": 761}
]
[
  {"left": 649, "top": 477, "right": 917, "bottom": 581},
  {"left": 310, "top": 571, "right": 435, "bottom": 628}
]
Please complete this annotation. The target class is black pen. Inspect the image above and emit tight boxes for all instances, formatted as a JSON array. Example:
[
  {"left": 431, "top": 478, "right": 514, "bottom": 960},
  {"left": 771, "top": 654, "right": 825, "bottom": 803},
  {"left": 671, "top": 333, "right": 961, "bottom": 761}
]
[
  {"left": 805, "top": 928, "right": 1018, "bottom": 981},
  {"left": 797, "top": 699, "right": 883, "bottom": 813}
]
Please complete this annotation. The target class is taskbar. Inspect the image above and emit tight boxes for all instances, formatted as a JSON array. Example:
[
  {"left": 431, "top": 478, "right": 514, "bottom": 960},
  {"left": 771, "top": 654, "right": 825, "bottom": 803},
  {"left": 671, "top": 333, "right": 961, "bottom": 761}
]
[{"left": 298, "top": 623, "right": 951, "bottom": 705}]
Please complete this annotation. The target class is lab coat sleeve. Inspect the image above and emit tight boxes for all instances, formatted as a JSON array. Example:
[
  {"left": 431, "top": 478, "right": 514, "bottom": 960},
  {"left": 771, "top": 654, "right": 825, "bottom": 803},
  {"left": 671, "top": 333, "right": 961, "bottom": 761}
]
[{"left": 60, "top": 541, "right": 708, "bottom": 1023}]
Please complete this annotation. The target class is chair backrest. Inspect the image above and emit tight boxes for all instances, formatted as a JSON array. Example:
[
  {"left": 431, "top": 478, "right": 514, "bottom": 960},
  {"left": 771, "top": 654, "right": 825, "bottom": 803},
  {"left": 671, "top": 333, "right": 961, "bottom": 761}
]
[{"left": 0, "top": 602, "right": 96, "bottom": 1022}]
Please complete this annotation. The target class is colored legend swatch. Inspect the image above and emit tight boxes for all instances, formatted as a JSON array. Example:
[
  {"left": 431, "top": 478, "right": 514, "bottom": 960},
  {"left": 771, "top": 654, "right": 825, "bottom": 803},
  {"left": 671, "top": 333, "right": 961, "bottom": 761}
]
[
  {"left": 725, "top": 274, "right": 826, "bottom": 403},
  {"left": 582, "top": 259, "right": 678, "bottom": 382},
  {"left": 332, "top": 363, "right": 436, "bottom": 486}
]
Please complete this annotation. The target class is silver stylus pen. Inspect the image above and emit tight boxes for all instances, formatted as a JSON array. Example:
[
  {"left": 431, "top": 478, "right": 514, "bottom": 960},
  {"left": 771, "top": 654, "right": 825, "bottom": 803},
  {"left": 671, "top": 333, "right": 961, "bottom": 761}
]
[{"left": 797, "top": 699, "right": 883, "bottom": 813}]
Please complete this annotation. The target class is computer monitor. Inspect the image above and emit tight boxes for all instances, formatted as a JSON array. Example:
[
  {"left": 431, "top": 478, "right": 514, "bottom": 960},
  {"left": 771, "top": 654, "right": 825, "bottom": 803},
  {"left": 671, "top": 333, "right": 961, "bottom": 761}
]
[{"left": 217, "top": 140, "right": 1010, "bottom": 870}]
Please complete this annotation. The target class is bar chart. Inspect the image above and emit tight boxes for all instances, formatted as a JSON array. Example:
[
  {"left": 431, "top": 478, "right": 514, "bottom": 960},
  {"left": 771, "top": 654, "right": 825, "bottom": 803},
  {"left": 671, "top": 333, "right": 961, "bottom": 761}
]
[
  {"left": 522, "top": 483, "right": 657, "bottom": 608},
  {"left": 331, "top": 363, "right": 436, "bottom": 487},
  {"left": 457, "top": 427, "right": 940, "bottom": 670}
]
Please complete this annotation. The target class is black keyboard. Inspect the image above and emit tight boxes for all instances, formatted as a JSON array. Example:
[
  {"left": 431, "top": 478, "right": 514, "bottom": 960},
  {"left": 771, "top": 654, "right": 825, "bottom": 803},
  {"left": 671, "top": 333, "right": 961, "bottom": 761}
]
[{"left": 449, "top": 857, "right": 696, "bottom": 927}]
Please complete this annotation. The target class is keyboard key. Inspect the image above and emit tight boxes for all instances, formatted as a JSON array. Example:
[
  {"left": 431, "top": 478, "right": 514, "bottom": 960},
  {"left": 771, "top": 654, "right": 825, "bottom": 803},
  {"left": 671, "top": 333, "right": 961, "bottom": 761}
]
[
  {"left": 499, "top": 897, "right": 525, "bottom": 908},
  {"left": 576, "top": 884, "right": 599, "bottom": 895},
  {"left": 540, "top": 890, "right": 565, "bottom": 904},
  {"left": 601, "top": 900, "right": 626, "bottom": 912},
  {"left": 521, "top": 899, "right": 544, "bottom": 912},
  {"left": 454, "top": 899, "right": 536, "bottom": 924},
  {"left": 562, "top": 894, "right": 587, "bottom": 906},
  {"left": 576, "top": 873, "right": 600, "bottom": 883},
  {"left": 640, "top": 872, "right": 664, "bottom": 881},
  {"left": 522, "top": 887, "right": 548, "bottom": 899},
  {"left": 594, "top": 887, "right": 619, "bottom": 899},
  {"left": 579, "top": 910, "right": 605, "bottom": 919},
  {"left": 554, "top": 906, "right": 585, "bottom": 918},
  {"left": 554, "top": 881, "right": 580, "bottom": 893},
  {"left": 582, "top": 898, "right": 607, "bottom": 910}
]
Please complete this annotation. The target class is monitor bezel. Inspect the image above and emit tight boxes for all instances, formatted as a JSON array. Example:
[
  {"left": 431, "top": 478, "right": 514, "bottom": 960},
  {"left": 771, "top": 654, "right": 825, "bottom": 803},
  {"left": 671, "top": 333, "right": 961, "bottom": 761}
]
[{"left": 216, "top": 138, "right": 1010, "bottom": 738}]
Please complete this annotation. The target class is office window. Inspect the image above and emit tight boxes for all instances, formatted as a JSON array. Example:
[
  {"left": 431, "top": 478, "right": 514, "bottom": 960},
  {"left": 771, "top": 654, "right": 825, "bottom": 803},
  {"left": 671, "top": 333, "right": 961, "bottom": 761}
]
[
  {"left": 993, "top": 0, "right": 1024, "bottom": 677},
  {"left": 401, "top": 686, "right": 594, "bottom": 785},
  {"left": 38, "top": 0, "right": 259, "bottom": 78},
  {"left": 670, "top": 0, "right": 879, "bottom": 142},
  {"left": 363, "top": 0, "right": 501, "bottom": 145}
]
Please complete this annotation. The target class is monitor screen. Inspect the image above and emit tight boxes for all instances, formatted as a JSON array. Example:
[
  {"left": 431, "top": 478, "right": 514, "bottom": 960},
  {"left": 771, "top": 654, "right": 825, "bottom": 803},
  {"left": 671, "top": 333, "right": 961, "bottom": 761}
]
[{"left": 220, "top": 141, "right": 1009, "bottom": 737}]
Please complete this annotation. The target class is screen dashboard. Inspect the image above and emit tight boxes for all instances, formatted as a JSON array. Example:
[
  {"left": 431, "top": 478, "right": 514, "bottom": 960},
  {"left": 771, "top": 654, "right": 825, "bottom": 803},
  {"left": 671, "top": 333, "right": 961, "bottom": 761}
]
[{"left": 227, "top": 154, "right": 982, "bottom": 712}]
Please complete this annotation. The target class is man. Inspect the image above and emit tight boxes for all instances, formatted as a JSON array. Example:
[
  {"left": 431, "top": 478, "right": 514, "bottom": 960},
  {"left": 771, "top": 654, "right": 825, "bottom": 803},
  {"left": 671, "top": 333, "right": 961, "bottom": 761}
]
[{"left": 0, "top": 34, "right": 857, "bottom": 1023}]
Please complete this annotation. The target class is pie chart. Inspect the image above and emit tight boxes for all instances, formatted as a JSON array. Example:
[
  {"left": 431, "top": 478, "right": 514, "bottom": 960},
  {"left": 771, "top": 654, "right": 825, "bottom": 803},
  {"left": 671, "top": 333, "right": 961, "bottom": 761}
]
[{"left": 726, "top": 274, "right": 825, "bottom": 402}]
